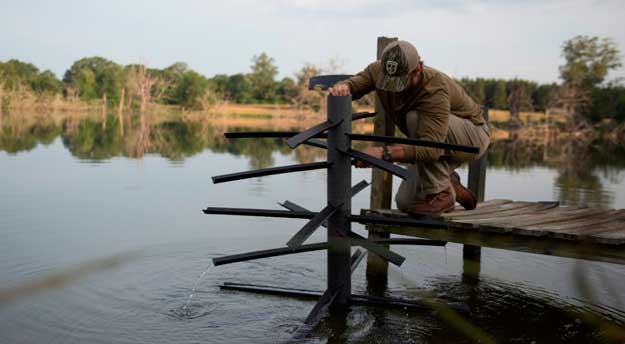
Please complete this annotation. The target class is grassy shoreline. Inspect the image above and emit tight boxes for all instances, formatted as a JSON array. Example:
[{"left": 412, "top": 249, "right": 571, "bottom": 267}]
[{"left": 2, "top": 102, "right": 624, "bottom": 145}]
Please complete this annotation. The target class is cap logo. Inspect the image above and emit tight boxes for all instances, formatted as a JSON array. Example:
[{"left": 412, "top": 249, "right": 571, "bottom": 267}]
[{"left": 386, "top": 60, "right": 398, "bottom": 75}]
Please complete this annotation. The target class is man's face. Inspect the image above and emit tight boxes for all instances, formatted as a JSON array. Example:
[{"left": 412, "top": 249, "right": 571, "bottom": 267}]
[{"left": 409, "top": 65, "right": 422, "bottom": 87}]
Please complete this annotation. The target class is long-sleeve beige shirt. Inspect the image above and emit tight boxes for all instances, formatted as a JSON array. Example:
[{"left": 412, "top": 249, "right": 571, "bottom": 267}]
[{"left": 341, "top": 61, "right": 484, "bottom": 162}]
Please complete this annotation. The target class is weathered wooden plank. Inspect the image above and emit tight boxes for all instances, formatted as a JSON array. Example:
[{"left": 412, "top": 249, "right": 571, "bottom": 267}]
[
  {"left": 523, "top": 207, "right": 609, "bottom": 230},
  {"left": 446, "top": 201, "right": 534, "bottom": 219},
  {"left": 509, "top": 208, "right": 611, "bottom": 237},
  {"left": 550, "top": 217, "right": 625, "bottom": 241},
  {"left": 362, "top": 200, "right": 513, "bottom": 219},
  {"left": 365, "top": 208, "right": 410, "bottom": 218},
  {"left": 366, "top": 223, "right": 625, "bottom": 264},
  {"left": 472, "top": 206, "right": 600, "bottom": 235},
  {"left": 587, "top": 225, "right": 625, "bottom": 245},
  {"left": 469, "top": 205, "right": 589, "bottom": 234},
  {"left": 530, "top": 209, "right": 624, "bottom": 231},
  {"left": 550, "top": 215, "right": 625, "bottom": 244},
  {"left": 442, "top": 199, "right": 513, "bottom": 216},
  {"left": 447, "top": 202, "right": 555, "bottom": 231},
  {"left": 538, "top": 210, "right": 625, "bottom": 241},
  {"left": 365, "top": 200, "right": 625, "bottom": 246},
  {"left": 449, "top": 202, "right": 560, "bottom": 230}
]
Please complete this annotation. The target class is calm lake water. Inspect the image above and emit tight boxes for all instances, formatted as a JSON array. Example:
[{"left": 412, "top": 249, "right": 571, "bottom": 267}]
[{"left": 1, "top": 112, "right": 625, "bottom": 343}]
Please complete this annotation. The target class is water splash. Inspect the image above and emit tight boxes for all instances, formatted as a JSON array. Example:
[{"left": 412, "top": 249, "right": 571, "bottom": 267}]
[{"left": 179, "top": 264, "right": 213, "bottom": 317}]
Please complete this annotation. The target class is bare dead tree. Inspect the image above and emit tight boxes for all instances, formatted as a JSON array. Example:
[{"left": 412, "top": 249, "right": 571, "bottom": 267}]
[
  {"left": 118, "top": 88, "right": 125, "bottom": 136},
  {"left": 101, "top": 93, "right": 107, "bottom": 129},
  {"left": 126, "top": 64, "right": 155, "bottom": 115},
  {"left": 552, "top": 85, "right": 592, "bottom": 131},
  {"left": 137, "top": 65, "right": 154, "bottom": 115},
  {"left": 0, "top": 82, "right": 4, "bottom": 117},
  {"left": 507, "top": 84, "right": 533, "bottom": 127}
]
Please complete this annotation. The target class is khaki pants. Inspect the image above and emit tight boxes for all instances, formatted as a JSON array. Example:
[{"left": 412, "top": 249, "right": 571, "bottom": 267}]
[{"left": 395, "top": 111, "right": 490, "bottom": 211}]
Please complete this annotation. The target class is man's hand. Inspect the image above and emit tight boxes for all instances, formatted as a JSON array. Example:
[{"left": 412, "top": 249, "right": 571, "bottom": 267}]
[
  {"left": 328, "top": 83, "right": 351, "bottom": 96},
  {"left": 354, "top": 147, "right": 384, "bottom": 168}
]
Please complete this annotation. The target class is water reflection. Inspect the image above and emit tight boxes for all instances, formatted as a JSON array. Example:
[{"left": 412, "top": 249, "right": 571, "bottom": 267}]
[
  {"left": 0, "top": 112, "right": 341, "bottom": 169},
  {"left": 488, "top": 138, "right": 625, "bottom": 208},
  {"left": 1, "top": 111, "right": 624, "bottom": 208},
  {"left": 2, "top": 111, "right": 625, "bottom": 344}
]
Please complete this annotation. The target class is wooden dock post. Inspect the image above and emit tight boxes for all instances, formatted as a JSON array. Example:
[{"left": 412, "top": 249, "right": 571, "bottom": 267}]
[
  {"left": 326, "top": 95, "right": 353, "bottom": 310},
  {"left": 462, "top": 107, "right": 489, "bottom": 283},
  {"left": 366, "top": 36, "right": 398, "bottom": 286}
]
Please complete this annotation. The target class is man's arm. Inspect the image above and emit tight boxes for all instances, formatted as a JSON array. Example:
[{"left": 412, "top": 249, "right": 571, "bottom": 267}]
[
  {"left": 401, "top": 84, "right": 450, "bottom": 162},
  {"left": 328, "top": 62, "right": 378, "bottom": 99}
]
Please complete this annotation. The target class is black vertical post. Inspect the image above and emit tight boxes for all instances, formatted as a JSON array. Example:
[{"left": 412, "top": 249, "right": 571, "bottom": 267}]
[
  {"left": 462, "top": 107, "right": 488, "bottom": 284},
  {"left": 327, "top": 95, "right": 352, "bottom": 311}
]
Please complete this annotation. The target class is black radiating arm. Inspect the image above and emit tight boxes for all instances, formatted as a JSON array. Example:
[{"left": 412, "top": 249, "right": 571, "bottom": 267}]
[
  {"left": 278, "top": 198, "right": 405, "bottom": 266},
  {"left": 348, "top": 134, "right": 480, "bottom": 154},
  {"left": 212, "top": 242, "right": 329, "bottom": 266},
  {"left": 226, "top": 131, "right": 453, "bottom": 163},
  {"left": 350, "top": 249, "right": 366, "bottom": 273},
  {"left": 349, "top": 232, "right": 405, "bottom": 266},
  {"left": 349, "top": 180, "right": 370, "bottom": 197},
  {"left": 211, "top": 238, "right": 445, "bottom": 266},
  {"left": 212, "top": 161, "right": 330, "bottom": 184},
  {"left": 278, "top": 179, "right": 369, "bottom": 224},
  {"left": 303, "top": 139, "right": 327, "bottom": 149},
  {"left": 342, "top": 148, "right": 411, "bottom": 180},
  {"left": 303, "top": 249, "right": 363, "bottom": 326},
  {"left": 286, "top": 120, "right": 342, "bottom": 149},
  {"left": 352, "top": 112, "right": 376, "bottom": 121},
  {"left": 286, "top": 204, "right": 337, "bottom": 248},
  {"left": 348, "top": 214, "right": 447, "bottom": 228},
  {"left": 203, "top": 207, "right": 316, "bottom": 219}
]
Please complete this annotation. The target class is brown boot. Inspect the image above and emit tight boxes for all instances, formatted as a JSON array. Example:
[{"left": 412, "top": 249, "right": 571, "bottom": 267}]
[
  {"left": 450, "top": 171, "right": 477, "bottom": 210},
  {"left": 408, "top": 186, "right": 455, "bottom": 217}
]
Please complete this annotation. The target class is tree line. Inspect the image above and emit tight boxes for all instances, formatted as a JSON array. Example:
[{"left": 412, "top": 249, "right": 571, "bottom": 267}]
[
  {"left": 0, "top": 53, "right": 327, "bottom": 112},
  {"left": 1, "top": 35, "right": 623, "bottom": 123},
  {"left": 462, "top": 36, "right": 624, "bottom": 124}
]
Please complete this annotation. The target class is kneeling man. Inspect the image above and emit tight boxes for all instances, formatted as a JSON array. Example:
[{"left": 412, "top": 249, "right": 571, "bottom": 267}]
[{"left": 329, "top": 41, "right": 490, "bottom": 216}]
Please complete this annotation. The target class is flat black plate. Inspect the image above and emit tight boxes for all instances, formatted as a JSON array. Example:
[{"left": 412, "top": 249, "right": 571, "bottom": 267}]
[{"left": 308, "top": 75, "right": 353, "bottom": 90}]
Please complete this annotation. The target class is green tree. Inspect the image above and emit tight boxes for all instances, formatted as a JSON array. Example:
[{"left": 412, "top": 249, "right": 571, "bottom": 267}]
[
  {"left": 210, "top": 74, "right": 230, "bottom": 100},
  {"left": 277, "top": 77, "right": 297, "bottom": 103},
  {"left": 32, "top": 70, "right": 63, "bottom": 95},
  {"left": 589, "top": 83, "right": 625, "bottom": 123},
  {"left": 0, "top": 59, "right": 40, "bottom": 90},
  {"left": 557, "top": 35, "right": 622, "bottom": 124},
  {"left": 492, "top": 80, "right": 507, "bottom": 109},
  {"left": 473, "top": 78, "right": 486, "bottom": 105},
  {"left": 151, "top": 62, "right": 189, "bottom": 104},
  {"left": 532, "top": 83, "right": 558, "bottom": 112},
  {"left": 560, "top": 35, "right": 622, "bottom": 90},
  {"left": 175, "top": 70, "right": 210, "bottom": 110},
  {"left": 227, "top": 73, "right": 253, "bottom": 103},
  {"left": 248, "top": 52, "right": 278, "bottom": 103},
  {"left": 73, "top": 68, "right": 98, "bottom": 100},
  {"left": 294, "top": 63, "right": 323, "bottom": 111},
  {"left": 63, "top": 57, "right": 125, "bottom": 103}
]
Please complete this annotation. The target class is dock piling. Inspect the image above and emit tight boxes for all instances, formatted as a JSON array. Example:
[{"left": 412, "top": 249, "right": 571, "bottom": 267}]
[
  {"left": 463, "top": 107, "right": 489, "bottom": 283},
  {"left": 366, "top": 36, "right": 398, "bottom": 286}
]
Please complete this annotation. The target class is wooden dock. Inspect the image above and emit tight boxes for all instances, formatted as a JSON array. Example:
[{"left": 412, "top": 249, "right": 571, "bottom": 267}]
[{"left": 363, "top": 200, "right": 625, "bottom": 266}]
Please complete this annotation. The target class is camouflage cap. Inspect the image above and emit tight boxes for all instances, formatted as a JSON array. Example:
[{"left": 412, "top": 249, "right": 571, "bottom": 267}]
[{"left": 376, "top": 41, "right": 421, "bottom": 92}]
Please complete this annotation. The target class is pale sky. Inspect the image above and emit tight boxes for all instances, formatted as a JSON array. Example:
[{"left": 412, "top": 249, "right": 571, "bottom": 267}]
[{"left": 1, "top": 0, "right": 624, "bottom": 84}]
